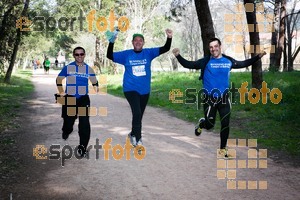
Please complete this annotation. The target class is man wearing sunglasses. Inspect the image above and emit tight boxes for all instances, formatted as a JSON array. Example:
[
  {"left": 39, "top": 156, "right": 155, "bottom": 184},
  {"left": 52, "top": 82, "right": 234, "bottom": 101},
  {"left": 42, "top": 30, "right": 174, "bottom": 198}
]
[{"left": 56, "top": 47, "right": 98, "bottom": 157}]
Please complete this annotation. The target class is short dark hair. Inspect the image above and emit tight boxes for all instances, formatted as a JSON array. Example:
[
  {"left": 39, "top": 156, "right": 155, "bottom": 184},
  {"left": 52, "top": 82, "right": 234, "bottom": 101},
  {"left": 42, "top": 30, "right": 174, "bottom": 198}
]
[
  {"left": 209, "top": 38, "right": 221, "bottom": 46},
  {"left": 73, "top": 47, "right": 85, "bottom": 55}
]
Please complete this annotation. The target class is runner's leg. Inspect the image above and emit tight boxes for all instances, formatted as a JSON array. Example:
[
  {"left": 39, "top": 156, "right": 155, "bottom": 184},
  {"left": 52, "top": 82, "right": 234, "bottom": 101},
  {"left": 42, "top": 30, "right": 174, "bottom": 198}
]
[
  {"left": 218, "top": 97, "right": 231, "bottom": 149},
  {"left": 77, "top": 95, "right": 91, "bottom": 150},
  {"left": 124, "top": 91, "right": 143, "bottom": 141},
  {"left": 201, "top": 98, "right": 218, "bottom": 130}
]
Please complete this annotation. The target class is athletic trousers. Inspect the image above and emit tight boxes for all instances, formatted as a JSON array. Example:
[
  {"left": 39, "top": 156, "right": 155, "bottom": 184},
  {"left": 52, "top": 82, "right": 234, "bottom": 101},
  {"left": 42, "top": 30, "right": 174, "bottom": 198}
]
[
  {"left": 61, "top": 95, "right": 91, "bottom": 150},
  {"left": 124, "top": 91, "right": 149, "bottom": 142},
  {"left": 200, "top": 95, "right": 231, "bottom": 149}
]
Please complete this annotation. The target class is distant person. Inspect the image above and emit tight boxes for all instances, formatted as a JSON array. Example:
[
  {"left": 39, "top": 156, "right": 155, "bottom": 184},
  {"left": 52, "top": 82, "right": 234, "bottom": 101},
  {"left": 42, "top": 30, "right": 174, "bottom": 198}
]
[
  {"left": 36, "top": 59, "right": 41, "bottom": 68},
  {"left": 44, "top": 58, "right": 51, "bottom": 74},
  {"left": 107, "top": 29, "right": 173, "bottom": 147},
  {"left": 32, "top": 60, "right": 37, "bottom": 70},
  {"left": 55, "top": 58, "right": 59, "bottom": 68},
  {"left": 43, "top": 59, "right": 46, "bottom": 73},
  {"left": 172, "top": 38, "right": 266, "bottom": 157}
]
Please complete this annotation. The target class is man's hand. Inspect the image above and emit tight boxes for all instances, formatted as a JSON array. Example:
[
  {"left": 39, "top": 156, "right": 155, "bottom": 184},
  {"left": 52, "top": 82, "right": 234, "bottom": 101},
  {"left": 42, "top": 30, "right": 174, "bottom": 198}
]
[
  {"left": 55, "top": 92, "right": 66, "bottom": 98},
  {"left": 58, "top": 92, "right": 66, "bottom": 96},
  {"left": 106, "top": 28, "right": 119, "bottom": 43},
  {"left": 165, "top": 29, "right": 173, "bottom": 38},
  {"left": 54, "top": 93, "right": 66, "bottom": 104},
  {"left": 172, "top": 48, "right": 180, "bottom": 56},
  {"left": 258, "top": 51, "right": 267, "bottom": 58}
]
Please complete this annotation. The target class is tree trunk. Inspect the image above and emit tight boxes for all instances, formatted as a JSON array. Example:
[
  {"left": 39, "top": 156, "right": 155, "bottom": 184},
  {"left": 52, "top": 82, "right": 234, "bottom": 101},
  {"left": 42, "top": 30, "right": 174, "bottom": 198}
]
[
  {"left": 283, "top": 34, "right": 288, "bottom": 71},
  {"left": 286, "top": 15, "right": 293, "bottom": 71},
  {"left": 94, "top": 36, "right": 102, "bottom": 74},
  {"left": 194, "top": 0, "right": 215, "bottom": 57},
  {"left": 244, "top": 0, "right": 263, "bottom": 89},
  {"left": 275, "top": 0, "right": 286, "bottom": 71},
  {"left": 0, "top": 1, "right": 19, "bottom": 43},
  {"left": 4, "top": 33, "right": 20, "bottom": 83},
  {"left": 171, "top": 57, "right": 178, "bottom": 71},
  {"left": 292, "top": 46, "right": 300, "bottom": 62},
  {"left": 269, "top": 0, "right": 280, "bottom": 71},
  {"left": 22, "top": 50, "right": 33, "bottom": 70},
  {"left": 4, "top": 0, "right": 30, "bottom": 83},
  {"left": 195, "top": 47, "right": 199, "bottom": 60}
]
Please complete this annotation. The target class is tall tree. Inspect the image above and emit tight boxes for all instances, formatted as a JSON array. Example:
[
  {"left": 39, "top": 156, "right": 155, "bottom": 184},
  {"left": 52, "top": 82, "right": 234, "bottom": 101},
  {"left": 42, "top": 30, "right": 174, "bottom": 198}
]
[
  {"left": 182, "top": 2, "right": 202, "bottom": 60},
  {"left": 0, "top": 0, "right": 23, "bottom": 74},
  {"left": 194, "top": 0, "right": 215, "bottom": 56},
  {"left": 285, "top": 0, "right": 300, "bottom": 71},
  {"left": 169, "top": 0, "right": 215, "bottom": 57},
  {"left": 117, "top": 0, "right": 169, "bottom": 49},
  {"left": 243, "top": 0, "right": 263, "bottom": 89},
  {"left": 269, "top": 0, "right": 281, "bottom": 71},
  {"left": 278, "top": 0, "right": 287, "bottom": 71},
  {"left": 4, "top": 0, "right": 30, "bottom": 83}
]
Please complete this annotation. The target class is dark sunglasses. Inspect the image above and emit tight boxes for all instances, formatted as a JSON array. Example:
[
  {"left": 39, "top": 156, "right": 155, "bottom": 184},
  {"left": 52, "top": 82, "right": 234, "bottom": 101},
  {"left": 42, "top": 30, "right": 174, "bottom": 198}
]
[{"left": 74, "top": 53, "right": 85, "bottom": 56}]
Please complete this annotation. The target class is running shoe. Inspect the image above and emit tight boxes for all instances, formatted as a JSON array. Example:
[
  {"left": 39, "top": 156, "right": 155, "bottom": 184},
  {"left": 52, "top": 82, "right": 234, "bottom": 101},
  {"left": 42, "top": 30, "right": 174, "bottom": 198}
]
[
  {"left": 195, "top": 118, "right": 205, "bottom": 136},
  {"left": 128, "top": 133, "right": 137, "bottom": 147}
]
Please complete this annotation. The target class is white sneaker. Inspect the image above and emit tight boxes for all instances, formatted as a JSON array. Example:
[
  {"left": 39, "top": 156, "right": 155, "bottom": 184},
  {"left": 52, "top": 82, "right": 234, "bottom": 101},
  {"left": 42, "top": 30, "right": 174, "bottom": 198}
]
[
  {"left": 137, "top": 139, "right": 143, "bottom": 146},
  {"left": 136, "top": 139, "right": 144, "bottom": 155},
  {"left": 128, "top": 133, "right": 137, "bottom": 147}
]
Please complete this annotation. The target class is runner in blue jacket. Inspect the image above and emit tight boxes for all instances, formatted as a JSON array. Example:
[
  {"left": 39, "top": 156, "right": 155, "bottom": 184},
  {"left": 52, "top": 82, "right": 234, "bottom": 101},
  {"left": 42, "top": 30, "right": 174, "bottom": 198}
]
[
  {"left": 107, "top": 29, "right": 173, "bottom": 147},
  {"left": 56, "top": 47, "right": 98, "bottom": 157},
  {"left": 172, "top": 38, "right": 266, "bottom": 157}
]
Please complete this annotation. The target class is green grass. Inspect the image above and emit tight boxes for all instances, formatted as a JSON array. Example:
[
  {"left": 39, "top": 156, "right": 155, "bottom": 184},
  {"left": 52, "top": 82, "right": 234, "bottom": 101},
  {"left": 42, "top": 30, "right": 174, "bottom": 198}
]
[
  {"left": 107, "top": 71, "right": 300, "bottom": 156},
  {"left": 0, "top": 70, "right": 34, "bottom": 184},
  {"left": 0, "top": 70, "right": 34, "bottom": 133}
]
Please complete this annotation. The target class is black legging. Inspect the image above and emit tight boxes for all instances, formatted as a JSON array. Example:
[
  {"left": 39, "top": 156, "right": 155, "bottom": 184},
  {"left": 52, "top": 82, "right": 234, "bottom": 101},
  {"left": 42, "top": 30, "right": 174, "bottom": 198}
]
[
  {"left": 200, "top": 96, "right": 231, "bottom": 149},
  {"left": 61, "top": 95, "right": 91, "bottom": 150},
  {"left": 124, "top": 91, "right": 149, "bottom": 141}
]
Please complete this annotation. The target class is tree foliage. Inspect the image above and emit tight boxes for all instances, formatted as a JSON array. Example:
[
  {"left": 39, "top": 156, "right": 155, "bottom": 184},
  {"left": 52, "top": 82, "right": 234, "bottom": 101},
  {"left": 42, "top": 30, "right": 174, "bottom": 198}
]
[{"left": 0, "top": 0, "right": 24, "bottom": 75}]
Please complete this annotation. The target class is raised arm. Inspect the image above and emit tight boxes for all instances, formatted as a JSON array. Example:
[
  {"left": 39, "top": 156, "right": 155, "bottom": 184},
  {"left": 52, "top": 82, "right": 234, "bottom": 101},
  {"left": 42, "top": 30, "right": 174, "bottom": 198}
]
[
  {"left": 172, "top": 48, "right": 203, "bottom": 70},
  {"left": 107, "top": 42, "right": 114, "bottom": 60},
  {"left": 159, "top": 29, "right": 173, "bottom": 55},
  {"left": 106, "top": 29, "right": 119, "bottom": 60},
  {"left": 229, "top": 52, "right": 266, "bottom": 69}
]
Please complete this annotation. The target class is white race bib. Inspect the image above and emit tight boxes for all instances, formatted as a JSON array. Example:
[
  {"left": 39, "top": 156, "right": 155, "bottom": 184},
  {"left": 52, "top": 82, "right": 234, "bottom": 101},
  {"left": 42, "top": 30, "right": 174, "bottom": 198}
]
[{"left": 132, "top": 65, "right": 146, "bottom": 76}]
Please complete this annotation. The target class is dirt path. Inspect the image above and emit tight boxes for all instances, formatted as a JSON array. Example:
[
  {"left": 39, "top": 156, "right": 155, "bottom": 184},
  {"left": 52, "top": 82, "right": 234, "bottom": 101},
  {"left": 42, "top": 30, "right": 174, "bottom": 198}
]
[{"left": 1, "top": 70, "right": 299, "bottom": 199}]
